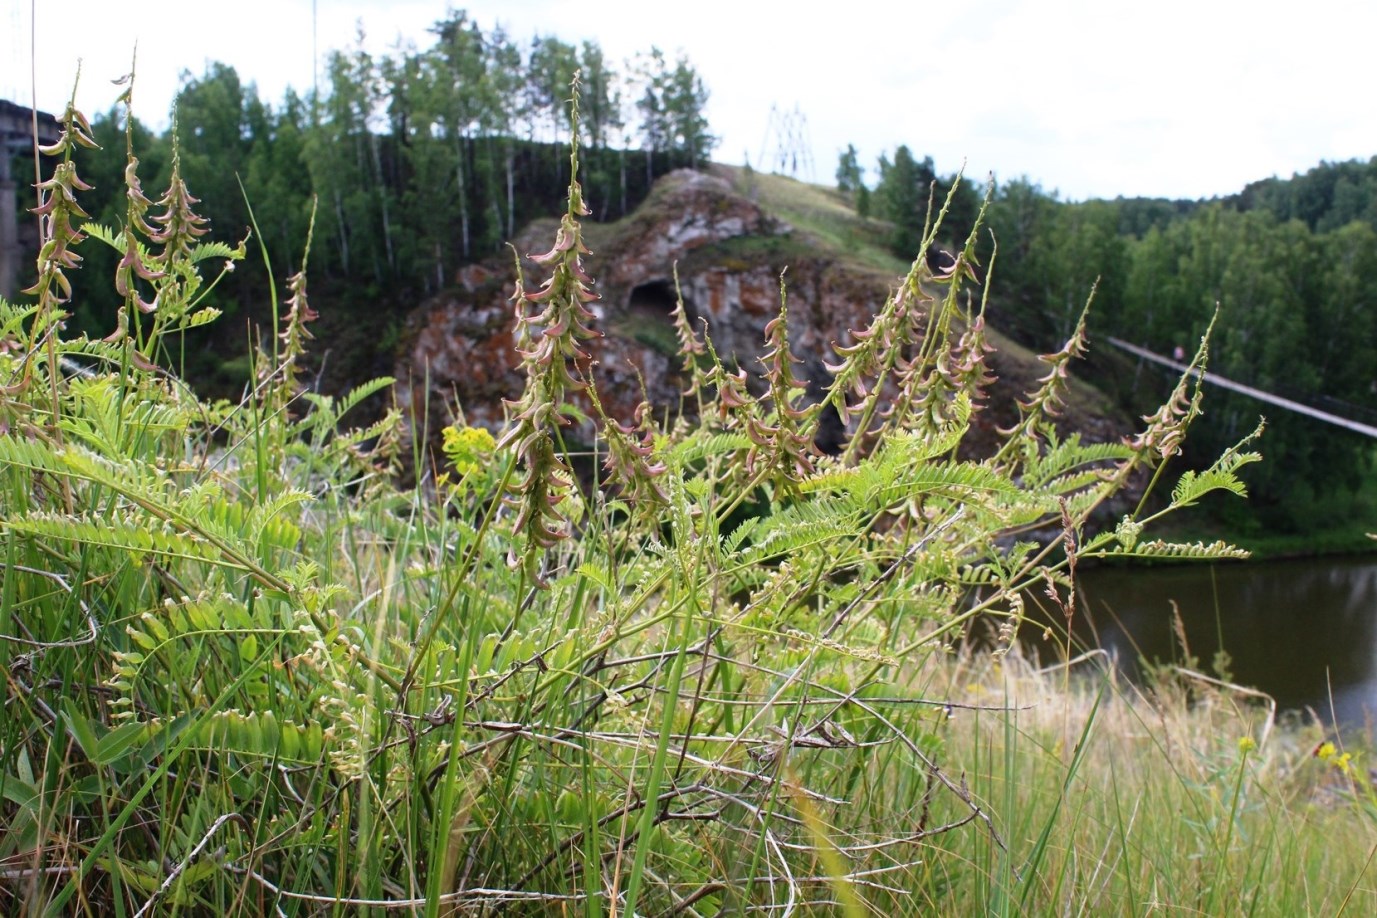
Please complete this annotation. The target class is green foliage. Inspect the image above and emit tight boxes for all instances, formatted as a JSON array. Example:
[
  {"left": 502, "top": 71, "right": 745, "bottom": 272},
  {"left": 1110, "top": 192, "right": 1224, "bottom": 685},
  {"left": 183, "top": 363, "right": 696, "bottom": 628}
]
[
  {"left": 1234, "top": 156, "right": 1377, "bottom": 232},
  {"left": 986, "top": 168, "right": 1377, "bottom": 534},
  {"left": 875, "top": 144, "right": 935, "bottom": 257},
  {"left": 58, "top": 14, "right": 713, "bottom": 406},
  {"left": 836, "top": 144, "right": 873, "bottom": 219},
  {"left": 633, "top": 46, "right": 716, "bottom": 171},
  {"left": 1, "top": 77, "right": 1270, "bottom": 916},
  {"left": 836, "top": 142, "right": 863, "bottom": 195}
]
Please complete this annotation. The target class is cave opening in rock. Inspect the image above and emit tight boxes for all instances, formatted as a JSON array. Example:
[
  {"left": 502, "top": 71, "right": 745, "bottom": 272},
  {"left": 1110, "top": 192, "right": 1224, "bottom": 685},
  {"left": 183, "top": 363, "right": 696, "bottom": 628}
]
[
  {"left": 627, "top": 279, "right": 692, "bottom": 321},
  {"left": 622, "top": 279, "right": 697, "bottom": 361}
]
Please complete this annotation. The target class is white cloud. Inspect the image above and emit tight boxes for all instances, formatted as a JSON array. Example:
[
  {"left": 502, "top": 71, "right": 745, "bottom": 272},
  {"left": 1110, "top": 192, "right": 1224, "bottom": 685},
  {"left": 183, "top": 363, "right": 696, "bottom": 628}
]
[{"left": 6, "top": 0, "right": 1374, "bottom": 200}]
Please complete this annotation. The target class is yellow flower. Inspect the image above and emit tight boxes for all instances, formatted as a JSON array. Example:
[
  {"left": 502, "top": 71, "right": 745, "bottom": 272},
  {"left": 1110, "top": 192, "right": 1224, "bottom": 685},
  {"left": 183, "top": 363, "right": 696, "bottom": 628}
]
[
  {"left": 442, "top": 425, "right": 496, "bottom": 476},
  {"left": 1237, "top": 736, "right": 1256, "bottom": 754},
  {"left": 1313, "top": 741, "right": 1357, "bottom": 775}
]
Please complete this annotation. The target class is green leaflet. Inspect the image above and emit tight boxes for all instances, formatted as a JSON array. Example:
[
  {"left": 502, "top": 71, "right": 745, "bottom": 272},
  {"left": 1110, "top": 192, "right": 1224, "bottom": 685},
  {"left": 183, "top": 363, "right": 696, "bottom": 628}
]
[
  {"left": 0, "top": 435, "right": 66, "bottom": 474},
  {"left": 89, "top": 709, "right": 324, "bottom": 767},
  {"left": 664, "top": 430, "right": 753, "bottom": 467},
  {"left": 5, "top": 511, "right": 222, "bottom": 564},
  {"left": 1172, "top": 452, "right": 1263, "bottom": 506},
  {"left": 1023, "top": 434, "right": 1137, "bottom": 487},
  {"left": 305, "top": 375, "right": 398, "bottom": 423},
  {"left": 1089, "top": 538, "right": 1251, "bottom": 561}
]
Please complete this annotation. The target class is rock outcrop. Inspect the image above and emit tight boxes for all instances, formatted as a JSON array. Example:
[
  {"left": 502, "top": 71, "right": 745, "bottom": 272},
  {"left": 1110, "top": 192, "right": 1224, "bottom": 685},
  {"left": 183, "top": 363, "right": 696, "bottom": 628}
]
[
  {"left": 394, "top": 166, "right": 1125, "bottom": 468},
  {"left": 399, "top": 170, "right": 857, "bottom": 445}
]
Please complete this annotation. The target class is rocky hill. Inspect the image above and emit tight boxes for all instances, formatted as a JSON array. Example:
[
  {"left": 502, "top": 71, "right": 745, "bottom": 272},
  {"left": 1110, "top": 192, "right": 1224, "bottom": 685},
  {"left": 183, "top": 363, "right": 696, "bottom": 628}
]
[{"left": 394, "top": 165, "right": 1128, "bottom": 470}]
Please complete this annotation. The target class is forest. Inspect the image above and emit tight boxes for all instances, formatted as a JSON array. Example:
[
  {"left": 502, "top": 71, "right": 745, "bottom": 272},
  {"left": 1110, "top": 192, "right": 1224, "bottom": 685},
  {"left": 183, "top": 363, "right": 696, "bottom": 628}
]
[
  {"left": 61, "top": 10, "right": 712, "bottom": 392},
  {"left": 852, "top": 148, "right": 1377, "bottom": 537}
]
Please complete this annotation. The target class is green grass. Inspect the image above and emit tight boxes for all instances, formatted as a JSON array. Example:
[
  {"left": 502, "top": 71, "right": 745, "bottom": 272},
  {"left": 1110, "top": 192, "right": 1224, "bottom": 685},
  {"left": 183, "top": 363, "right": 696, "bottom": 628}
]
[
  {"left": 717, "top": 164, "right": 912, "bottom": 278},
  {"left": 919, "top": 651, "right": 1377, "bottom": 915},
  {"left": 4, "top": 82, "right": 1375, "bottom": 917},
  {"left": 607, "top": 307, "right": 682, "bottom": 357}
]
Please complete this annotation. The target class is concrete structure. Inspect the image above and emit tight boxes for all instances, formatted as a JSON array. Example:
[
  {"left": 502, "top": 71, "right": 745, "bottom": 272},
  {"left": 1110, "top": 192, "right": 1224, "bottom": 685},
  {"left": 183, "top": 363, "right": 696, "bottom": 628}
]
[{"left": 1, "top": 100, "right": 61, "bottom": 301}]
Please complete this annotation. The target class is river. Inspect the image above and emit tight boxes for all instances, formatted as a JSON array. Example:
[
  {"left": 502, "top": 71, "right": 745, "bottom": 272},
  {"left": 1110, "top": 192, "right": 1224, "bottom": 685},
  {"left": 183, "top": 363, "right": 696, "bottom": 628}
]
[{"left": 1026, "top": 556, "right": 1377, "bottom": 728}]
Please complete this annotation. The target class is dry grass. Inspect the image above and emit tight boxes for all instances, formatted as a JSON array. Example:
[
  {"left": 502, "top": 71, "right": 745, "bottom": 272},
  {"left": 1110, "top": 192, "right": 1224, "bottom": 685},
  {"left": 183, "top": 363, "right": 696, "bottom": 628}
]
[{"left": 911, "top": 646, "right": 1377, "bottom": 915}]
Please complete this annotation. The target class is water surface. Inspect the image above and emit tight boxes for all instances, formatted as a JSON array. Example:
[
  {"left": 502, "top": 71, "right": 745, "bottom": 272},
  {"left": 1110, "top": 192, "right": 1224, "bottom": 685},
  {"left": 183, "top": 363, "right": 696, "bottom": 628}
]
[{"left": 1031, "top": 556, "right": 1377, "bottom": 728}]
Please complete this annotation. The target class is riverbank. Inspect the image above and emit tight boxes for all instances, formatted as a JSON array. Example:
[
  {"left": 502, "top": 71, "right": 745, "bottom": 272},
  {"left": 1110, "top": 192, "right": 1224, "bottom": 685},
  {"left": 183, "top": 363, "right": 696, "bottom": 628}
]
[
  {"left": 1140, "top": 434, "right": 1377, "bottom": 562},
  {"left": 1161, "top": 520, "right": 1376, "bottom": 560}
]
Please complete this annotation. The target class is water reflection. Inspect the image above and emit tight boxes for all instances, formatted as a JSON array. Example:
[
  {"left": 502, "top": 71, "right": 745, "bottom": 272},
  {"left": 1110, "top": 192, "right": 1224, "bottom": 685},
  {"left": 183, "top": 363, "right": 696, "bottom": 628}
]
[{"left": 1024, "top": 557, "right": 1377, "bottom": 728}]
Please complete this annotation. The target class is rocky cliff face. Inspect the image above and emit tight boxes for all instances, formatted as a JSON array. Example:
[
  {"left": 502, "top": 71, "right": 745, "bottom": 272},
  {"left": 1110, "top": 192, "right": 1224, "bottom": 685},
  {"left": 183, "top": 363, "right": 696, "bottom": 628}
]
[
  {"left": 394, "top": 167, "right": 1125, "bottom": 468},
  {"left": 399, "top": 170, "right": 865, "bottom": 447}
]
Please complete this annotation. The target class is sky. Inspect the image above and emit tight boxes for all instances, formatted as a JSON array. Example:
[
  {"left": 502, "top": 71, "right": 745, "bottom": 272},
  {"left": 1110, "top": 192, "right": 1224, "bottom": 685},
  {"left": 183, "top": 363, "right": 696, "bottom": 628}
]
[{"left": 5, "top": 0, "right": 1376, "bottom": 202}]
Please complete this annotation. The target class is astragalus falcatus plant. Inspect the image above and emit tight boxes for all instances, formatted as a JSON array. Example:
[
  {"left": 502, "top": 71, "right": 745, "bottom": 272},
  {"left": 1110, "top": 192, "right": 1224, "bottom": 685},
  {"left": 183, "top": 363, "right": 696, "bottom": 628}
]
[{"left": 1, "top": 72, "right": 1263, "bottom": 916}]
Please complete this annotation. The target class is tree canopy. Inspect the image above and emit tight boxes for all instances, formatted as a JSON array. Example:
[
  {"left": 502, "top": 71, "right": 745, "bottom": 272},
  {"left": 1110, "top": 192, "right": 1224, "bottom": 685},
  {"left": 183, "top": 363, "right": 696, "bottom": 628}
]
[
  {"left": 983, "top": 169, "right": 1377, "bottom": 531},
  {"left": 834, "top": 143, "right": 1377, "bottom": 531},
  {"left": 60, "top": 13, "right": 716, "bottom": 394}
]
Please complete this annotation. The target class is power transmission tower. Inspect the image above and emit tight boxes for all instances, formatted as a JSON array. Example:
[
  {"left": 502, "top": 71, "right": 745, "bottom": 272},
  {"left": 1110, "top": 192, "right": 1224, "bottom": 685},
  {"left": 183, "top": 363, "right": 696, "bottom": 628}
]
[{"left": 757, "top": 104, "right": 815, "bottom": 181}]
